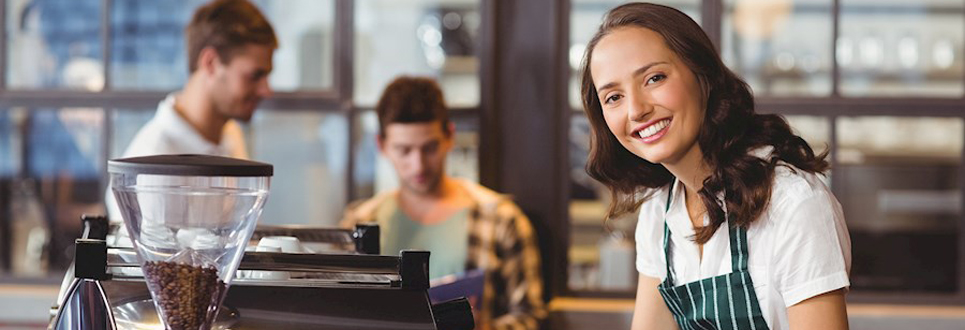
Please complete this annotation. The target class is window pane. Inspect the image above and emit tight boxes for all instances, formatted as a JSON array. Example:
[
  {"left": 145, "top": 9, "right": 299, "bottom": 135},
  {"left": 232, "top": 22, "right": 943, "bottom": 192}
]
[
  {"left": 0, "top": 109, "right": 25, "bottom": 176},
  {"left": 567, "top": 113, "right": 638, "bottom": 291},
  {"left": 249, "top": 111, "right": 348, "bottom": 227},
  {"left": 785, "top": 115, "right": 831, "bottom": 157},
  {"left": 352, "top": 110, "right": 479, "bottom": 201},
  {"left": 838, "top": 116, "right": 962, "bottom": 293},
  {"left": 839, "top": 0, "right": 964, "bottom": 97},
  {"left": 355, "top": 0, "right": 481, "bottom": 108},
  {"left": 110, "top": 109, "right": 154, "bottom": 158},
  {"left": 723, "top": 0, "right": 833, "bottom": 97},
  {"left": 785, "top": 115, "right": 832, "bottom": 186},
  {"left": 27, "top": 108, "right": 105, "bottom": 179},
  {"left": 569, "top": 0, "right": 700, "bottom": 110},
  {"left": 109, "top": 0, "right": 203, "bottom": 90},
  {"left": 110, "top": 0, "right": 336, "bottom": 91},
  {"left": 6, "top": 0, "right": 103, "bottom": 90},
  {"left": 259, "top": 0, "right": 336, "bottom": 91},
  {"left": 2, "top": 108, "right": 105, "bottom": 276}
]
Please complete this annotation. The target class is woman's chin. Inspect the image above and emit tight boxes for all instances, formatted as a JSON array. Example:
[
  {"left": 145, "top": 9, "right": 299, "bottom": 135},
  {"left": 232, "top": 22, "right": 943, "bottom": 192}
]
[{"left": 631, "top": 150, "right": 665, "bottom": 165}]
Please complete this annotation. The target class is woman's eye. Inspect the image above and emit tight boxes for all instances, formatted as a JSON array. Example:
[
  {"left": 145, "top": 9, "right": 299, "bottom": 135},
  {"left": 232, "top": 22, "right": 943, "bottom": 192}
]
[
  {"left": 646, "top": 74, "right": 666, "bottom": 85},
  {"left": 604, "top": 94, "right": 623, "bottom": 104}
]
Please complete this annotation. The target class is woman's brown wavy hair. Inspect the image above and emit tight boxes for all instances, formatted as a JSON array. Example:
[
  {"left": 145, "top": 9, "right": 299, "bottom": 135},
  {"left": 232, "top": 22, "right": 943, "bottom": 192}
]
[{"left": 581, "top": 3, "right": 828, "bottom": 244}]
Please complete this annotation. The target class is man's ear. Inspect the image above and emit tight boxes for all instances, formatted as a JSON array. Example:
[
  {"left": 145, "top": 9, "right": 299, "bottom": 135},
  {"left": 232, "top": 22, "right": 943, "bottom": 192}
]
[
  {"left": 376, "top": 133, "right": 386, "bottom": 153},
  {"left": 197, "top": 47, "right": 221, "bottom": 76},
  {"left": 445, "top": 122, "right": 456, "bottom": 138}
]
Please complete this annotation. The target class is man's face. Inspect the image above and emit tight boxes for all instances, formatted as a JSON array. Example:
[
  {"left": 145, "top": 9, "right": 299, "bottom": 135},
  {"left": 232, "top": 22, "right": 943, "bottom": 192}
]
[
  {"left": 210, "top": 44, "right": 274, "bottom": 122},
  {"left": 379, "top": 121, "right": 453, "bottom": 195}
]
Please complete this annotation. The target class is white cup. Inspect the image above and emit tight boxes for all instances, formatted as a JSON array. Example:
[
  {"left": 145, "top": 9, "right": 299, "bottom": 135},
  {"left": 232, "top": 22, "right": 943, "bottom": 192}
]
[
  {"left": 236, "top": 246, "right": 258, "bottom": 279},
  {"left": 249, "top": 245, "right": 288, "bottom": 280},
  {"left": 258, "top": 236, "right": 303, "bottom": 254}
]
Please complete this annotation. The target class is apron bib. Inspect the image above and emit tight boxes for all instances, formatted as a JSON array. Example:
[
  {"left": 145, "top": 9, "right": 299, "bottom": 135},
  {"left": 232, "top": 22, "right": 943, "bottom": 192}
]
[{"left": 657, "top": 183, "right": 770, "bottom": 330}]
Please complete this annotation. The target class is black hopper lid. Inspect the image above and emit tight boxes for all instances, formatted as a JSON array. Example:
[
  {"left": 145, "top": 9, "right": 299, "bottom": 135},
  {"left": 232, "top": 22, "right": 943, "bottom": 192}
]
[{"left": 108, "top": 154, "right": 273, "bottom": 177}]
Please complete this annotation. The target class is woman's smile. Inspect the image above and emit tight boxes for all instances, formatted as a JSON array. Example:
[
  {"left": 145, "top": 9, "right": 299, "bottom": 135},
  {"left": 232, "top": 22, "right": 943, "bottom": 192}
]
[{"left": 633, "top": 117, "right": 672, "bottom": 143}]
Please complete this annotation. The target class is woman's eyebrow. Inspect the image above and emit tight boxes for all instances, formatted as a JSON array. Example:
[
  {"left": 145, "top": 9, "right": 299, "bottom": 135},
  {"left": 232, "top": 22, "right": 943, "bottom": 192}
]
[{"left": 596, "top": 61, "right": 669, "bottom": 93}]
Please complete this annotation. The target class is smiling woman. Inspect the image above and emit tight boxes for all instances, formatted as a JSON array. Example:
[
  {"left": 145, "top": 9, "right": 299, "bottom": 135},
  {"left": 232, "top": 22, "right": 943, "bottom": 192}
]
[
  {"left": 580, "top": 3, "right": 851, "bottom": 330},
  {"left": 590, "top": 27, "right": 705, "bottom": 168}
]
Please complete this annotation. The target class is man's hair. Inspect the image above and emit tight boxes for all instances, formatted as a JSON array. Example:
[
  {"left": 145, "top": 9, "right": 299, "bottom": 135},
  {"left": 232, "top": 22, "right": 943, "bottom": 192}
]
[
  {"left": 375, "top": 76, "right": 450, "bottom": 138},
  {"left": 185, "top": 0, "right": 278, "bottom": 73}
]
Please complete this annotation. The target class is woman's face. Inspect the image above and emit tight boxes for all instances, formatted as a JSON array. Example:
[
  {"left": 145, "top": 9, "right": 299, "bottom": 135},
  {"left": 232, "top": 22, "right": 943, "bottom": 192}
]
[{"left": 590, "top": 26, "right": 705, "bottom": 166}]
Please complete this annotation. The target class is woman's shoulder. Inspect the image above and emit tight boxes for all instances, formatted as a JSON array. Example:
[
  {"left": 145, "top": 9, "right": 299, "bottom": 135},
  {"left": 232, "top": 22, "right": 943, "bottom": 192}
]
[
  {"left": 760, "top": 161, "right": 843, "bottom": 234},
  {"left": 635, "top": 184, "right": 673, "bottom": 227},
  {"left": 771, "top": 162, "right": 830, "bottom": 201},
  {"left": 749, "top": 146, "right": 832, "bottom": 207}
]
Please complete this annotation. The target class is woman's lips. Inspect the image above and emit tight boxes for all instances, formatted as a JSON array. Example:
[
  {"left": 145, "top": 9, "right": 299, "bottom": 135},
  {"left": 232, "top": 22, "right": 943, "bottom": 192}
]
[{"left": 634, "top": 118, "right": 671, "bottom": 143}]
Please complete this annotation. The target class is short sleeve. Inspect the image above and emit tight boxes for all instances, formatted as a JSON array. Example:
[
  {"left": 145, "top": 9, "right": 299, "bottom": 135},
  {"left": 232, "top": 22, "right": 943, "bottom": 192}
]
[
  {"left": 772, "top": 189, "right": 852, "bottom": 307},
  {"left": 635, "top": 191, "right": 668, "bottom": 280}
]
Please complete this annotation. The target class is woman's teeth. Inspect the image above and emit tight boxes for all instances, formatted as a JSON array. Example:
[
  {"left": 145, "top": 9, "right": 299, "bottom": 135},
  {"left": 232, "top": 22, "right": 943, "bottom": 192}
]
[{"left": 638, "top": 119, "right": 670, "bottom": 139}]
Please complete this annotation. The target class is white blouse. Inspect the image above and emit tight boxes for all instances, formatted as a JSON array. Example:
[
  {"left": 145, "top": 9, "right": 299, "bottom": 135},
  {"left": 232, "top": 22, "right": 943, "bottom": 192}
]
[{"left": 635, "top": 159, "right": 851, "bottom": 329}]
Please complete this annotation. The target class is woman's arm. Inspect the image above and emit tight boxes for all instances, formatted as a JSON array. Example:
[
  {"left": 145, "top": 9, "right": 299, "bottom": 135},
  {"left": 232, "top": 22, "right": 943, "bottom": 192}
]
[
  {"left": 631, "top": 275, "right": 679, "bottom": 330},
  {"left": 787, "top": 289, "right": 849, "bottom": 330}
]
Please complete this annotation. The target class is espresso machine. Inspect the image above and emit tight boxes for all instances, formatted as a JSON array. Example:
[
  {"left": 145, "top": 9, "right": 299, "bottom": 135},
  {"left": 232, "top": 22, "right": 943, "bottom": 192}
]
[{"left": 49, "top": 154, "right": 473, "bottom": 330}]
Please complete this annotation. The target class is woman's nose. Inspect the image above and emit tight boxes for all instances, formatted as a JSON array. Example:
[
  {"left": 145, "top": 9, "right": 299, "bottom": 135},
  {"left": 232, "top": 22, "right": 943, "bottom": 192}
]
[{"left": 626, "top": 91, "right": 653, "bottom": 122}]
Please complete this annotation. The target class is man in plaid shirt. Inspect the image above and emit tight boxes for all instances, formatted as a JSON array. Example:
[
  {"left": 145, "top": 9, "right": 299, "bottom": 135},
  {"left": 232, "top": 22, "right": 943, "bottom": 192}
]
[{"left": 341, "top": 76, "right": 546, "bottom": 329}]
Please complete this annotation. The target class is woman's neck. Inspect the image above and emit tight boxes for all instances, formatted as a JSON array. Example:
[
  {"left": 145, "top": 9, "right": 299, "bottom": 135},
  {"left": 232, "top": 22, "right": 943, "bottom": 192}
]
[
  {"left": 665, "top": 146, "right": 713, "bottom": 251},
  {"left": 663, "top": 145, "right": 712, "bottom": 196}
]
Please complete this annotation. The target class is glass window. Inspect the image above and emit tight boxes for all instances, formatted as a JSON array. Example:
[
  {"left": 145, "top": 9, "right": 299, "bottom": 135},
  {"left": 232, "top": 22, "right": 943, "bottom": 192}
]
[
  {"left": 3, "top": 108, "right": 106, "bottom": 275},
  {"left": 258, "top": 0, "right": 336, "bottom": 91},
  {"left": 723, "top": 0, "right": 833, "bottom": 97},
  {"left": 354, "top": 0, "right": 481, "bottom": 108},
  {"left": 27, "top": 108, "right": 105, "bottom": 179},
  {"left": 837, "top": 116, "right": 962, "bottom": 293},
  {"left": 110, "top": 109, "right": 155, "bottom": 158},
  {"left": 109, "top": 0, "right": 336, "bottom": 91},
  {"left": 352, "top": 110, "right": 479, "bottom": 201},
  {"left": 0, "top": 109, "right": 25, "bottom": 176},
  {"left": 785, "top": 115, "right": 831, "bottom": 157},
  {"left": 569, "top": 0, "right": 701, "bottom": 110},
  {"left": 5, "top": 0, "right": 103, "bottom": 90},
  {"left": 567, "top": 113, "right": 639, "bottom": 291},
  {"left": 248, "top": 111, "right": 348, "bottom": 227},
  {"left": 839, "top": 0, "right": 965, "bottom": 97},
  {"left": 109, "top": 0, "right": 204, "bottom": 90},
  {"left": 785, "top": 114, "right": 831, "bottom": 186}
]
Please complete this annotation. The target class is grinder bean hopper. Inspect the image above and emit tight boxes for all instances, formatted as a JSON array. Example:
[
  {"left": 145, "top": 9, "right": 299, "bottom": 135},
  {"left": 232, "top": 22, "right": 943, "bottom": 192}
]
[{"left": 108, "top": 154, "right": 271, "bottom": 330}]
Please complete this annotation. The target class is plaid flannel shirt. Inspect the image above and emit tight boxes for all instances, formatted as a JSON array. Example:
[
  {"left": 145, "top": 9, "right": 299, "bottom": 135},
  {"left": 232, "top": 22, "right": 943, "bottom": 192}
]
[{"left": 341, "top": 179, "right": 547, "bottom": 330}]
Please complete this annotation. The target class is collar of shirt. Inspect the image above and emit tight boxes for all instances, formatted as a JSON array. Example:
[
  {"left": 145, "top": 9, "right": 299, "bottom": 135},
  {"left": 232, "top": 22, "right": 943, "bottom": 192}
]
[
  {"left": 155, "top": 93, "right": 232, "bottom": 156},
  {"left": 664, "top": 144, "right": 773, "bottom": 243},
  {"left": 665, "top": 178, "right": 731, "bottom": 283}
]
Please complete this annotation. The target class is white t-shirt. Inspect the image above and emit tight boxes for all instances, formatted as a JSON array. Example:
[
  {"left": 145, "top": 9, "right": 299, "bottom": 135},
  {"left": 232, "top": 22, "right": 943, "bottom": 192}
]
[
  {"left": 105, "top": 93, "right": 248, "bottom": 224},
  {"left": 635, "top": 156, "right": 851, "bottom": 329}
]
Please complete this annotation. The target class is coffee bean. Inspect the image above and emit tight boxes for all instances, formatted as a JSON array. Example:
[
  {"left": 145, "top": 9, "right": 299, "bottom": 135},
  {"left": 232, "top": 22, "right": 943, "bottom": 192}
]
[{"left": 143, "top": 261, "right": 226, "bottom": 330}]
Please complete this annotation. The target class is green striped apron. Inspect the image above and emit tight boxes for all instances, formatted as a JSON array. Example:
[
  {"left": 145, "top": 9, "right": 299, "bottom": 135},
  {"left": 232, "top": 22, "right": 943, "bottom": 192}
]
[{"left": 657, "top": 185, "right": 770, "bottom": 330}]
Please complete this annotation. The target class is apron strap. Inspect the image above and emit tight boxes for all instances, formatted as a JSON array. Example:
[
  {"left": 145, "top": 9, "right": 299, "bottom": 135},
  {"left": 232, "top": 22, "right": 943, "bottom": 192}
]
[
  {"left": 662, "top": 181, "right": 676, "bottom": 285},
  {"left": 665, "top": 180, "right": 753, "bottom": 282},
  {"left": 729, "top": 221, "right": 750, "bottom": 272}
]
